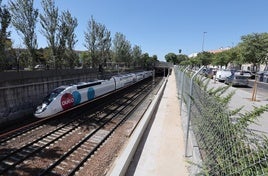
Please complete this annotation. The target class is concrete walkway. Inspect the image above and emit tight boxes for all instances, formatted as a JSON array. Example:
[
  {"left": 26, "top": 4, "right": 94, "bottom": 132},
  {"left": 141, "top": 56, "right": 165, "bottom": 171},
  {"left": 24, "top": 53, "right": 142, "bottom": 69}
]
[{"left": 129, "top": 69, "right": 189, "bottom": 175}]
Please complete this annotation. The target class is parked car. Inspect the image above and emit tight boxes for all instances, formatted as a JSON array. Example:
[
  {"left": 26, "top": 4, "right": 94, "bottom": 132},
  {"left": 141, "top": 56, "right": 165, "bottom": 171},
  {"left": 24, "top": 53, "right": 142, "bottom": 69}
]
[
  {"left": 34, "top": 64, "right": 45, "bottom": 70},
  {"left": 215, "top": 69, "right": 232, "bottom": 82},
  {"left": 235, "top": 70, "right": 254, "bottom": 79},
  {"left": 203, "top": 68, "right": 217, "bottom": 79},
  {"left": 225, "top": 72, "right": 249, "bottom": 87}
]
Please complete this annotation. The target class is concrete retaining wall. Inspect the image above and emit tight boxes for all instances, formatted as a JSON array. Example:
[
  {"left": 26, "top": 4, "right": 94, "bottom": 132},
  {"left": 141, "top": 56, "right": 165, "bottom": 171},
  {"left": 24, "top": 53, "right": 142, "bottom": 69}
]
[{"left": 0, "top": 69, "right": 105, "bottom": 126}]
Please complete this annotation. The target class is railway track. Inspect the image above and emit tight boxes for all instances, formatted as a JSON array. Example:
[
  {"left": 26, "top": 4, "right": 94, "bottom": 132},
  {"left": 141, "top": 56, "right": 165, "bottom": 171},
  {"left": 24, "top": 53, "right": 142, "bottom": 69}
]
[{"left": 0, "top": 78, "right": 160, "bottom": 175}]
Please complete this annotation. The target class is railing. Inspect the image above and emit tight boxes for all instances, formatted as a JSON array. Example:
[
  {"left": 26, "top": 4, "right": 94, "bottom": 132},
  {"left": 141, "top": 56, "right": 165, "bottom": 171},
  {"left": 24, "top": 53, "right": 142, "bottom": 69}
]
[{"left": 175, "top": 65, "right": 268, "bottom": 176}]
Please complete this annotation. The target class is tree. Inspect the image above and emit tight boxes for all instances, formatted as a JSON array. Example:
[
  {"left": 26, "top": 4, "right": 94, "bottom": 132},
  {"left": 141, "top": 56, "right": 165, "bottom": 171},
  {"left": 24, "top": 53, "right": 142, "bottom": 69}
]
[
  {"left": 212, "top": 51, "right": 229, "bottom": 68},
  {"left": 55, "top": 13, "right": 67, "bottom": 69},
  {"left": 0, "top": 0, "right": 11, "bottom": 71},
  {"left": 98, "top": 23, "right": 111, "bottom": 67},
  {"left": 132, "top": 45, "right": 142, "bottom": 67},
  {"left": 40, "top": 1, "right": 78, "bottom": 69},
  {"left": 139, "top": 53, "right": 158, "bottom": 69},
  {"left": 225, "top": 47, "right": 242, "bottom": 67},
  {"left": 239, "top": 33, "right": 268, "bottom": 70},
  {"left": 9, "top": 0, "right": 38, "bottom": 69},
  {"left": 84, "top": 16, "right": 111, "bottom": 68},
  {"left": 80, "top": 51, "right": 91, "bottom": 68},
  {"left": 165, "top": 53, "right": 177, "bottom": 64},
  {"left": 112, "top": 32, "right": 132, "bottom": 66},
  {"left": 141, "top": 53, "right": 150, "bottom": 68},
  {"left": 40, "top": 47, "right": 52, "bottom": 66},
  {"left": 165, "top": 53, "right": 188, "bottom": 65},
  {"left": 152, "top": 55, "right": 158, "bottom": 62},
  {"left": 61, "top": 10, "right": 78, "bottom": 68},
  {"left": 39, "top": 0, "right": 58, "bottom": 68},
  {"left": 149, "top": 54, "right": 158, "bottom": 68},
  {"left": 196, "top": 51, "right": 213, "bottom": 66},
  {"left": 180, "top": 59, "right": 191, "bottom": 66},
  {"left": 177, "top": 54, "right": 189, "bottom": 65},
  {"left": 189, "top": 57, "right": 202, "bottom": 67},
  {"left": 53, "top": 10, "right": 78, "bottom": 69}
]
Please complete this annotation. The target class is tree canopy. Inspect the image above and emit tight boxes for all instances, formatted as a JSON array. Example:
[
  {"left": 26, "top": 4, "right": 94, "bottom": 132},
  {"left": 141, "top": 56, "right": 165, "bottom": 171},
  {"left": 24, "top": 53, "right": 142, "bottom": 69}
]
[
  {"left": 112, "top": 32, "right": 132, "bottom": 65},
  {"left": 84, "top": 16, "right": 111, "bottom": 68},
  {"left": 0, "top": 0, "right": 11, "bottom": 71},
  {"left": 9, "top": 0, "right": 38, "bottom": 69},
  {"left": 4, "top": 1, "right": 268, "bottom": 71},
  {"left": 165, "top": 32, "right": 268, "bottom": 71},
  {"left": 40, "top": 0, "right": 58, "bottom": 67},
  {"left": 239, "top": 33, "right": 268, "bottom": 66}
]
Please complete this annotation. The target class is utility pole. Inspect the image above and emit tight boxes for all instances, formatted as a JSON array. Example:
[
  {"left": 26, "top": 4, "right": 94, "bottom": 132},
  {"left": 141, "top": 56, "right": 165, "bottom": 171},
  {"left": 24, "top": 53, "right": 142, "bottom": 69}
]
[{"left": 202, "top": 32, "right": 207, "bottom": 51}]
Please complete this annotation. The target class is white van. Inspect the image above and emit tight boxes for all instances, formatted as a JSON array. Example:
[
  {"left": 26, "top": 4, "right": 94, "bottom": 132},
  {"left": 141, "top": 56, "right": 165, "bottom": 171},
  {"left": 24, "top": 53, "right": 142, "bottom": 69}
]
[{"left": 215, "top": 70, "right": 232, "bottom": 82}]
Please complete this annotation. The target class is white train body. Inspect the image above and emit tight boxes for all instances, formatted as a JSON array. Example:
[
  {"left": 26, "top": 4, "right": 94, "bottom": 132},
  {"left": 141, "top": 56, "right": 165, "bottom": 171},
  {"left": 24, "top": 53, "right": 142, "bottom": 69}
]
[{"left": 34, "top": 71, "right": 153, "bottom": 118}]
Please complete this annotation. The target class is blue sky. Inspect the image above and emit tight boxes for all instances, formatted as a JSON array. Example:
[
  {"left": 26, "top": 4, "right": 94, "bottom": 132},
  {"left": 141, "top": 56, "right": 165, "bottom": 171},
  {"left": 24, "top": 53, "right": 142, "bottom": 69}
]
[{"left": 4, "top": 0, "right": 268, "bottom": 61}]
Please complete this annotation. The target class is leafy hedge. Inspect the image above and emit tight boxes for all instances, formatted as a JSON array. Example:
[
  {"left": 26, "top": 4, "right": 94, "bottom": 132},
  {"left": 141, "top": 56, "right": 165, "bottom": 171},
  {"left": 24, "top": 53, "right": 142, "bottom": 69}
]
[{"left": 184, "top": 73, "right": 268, "bottom": 175}]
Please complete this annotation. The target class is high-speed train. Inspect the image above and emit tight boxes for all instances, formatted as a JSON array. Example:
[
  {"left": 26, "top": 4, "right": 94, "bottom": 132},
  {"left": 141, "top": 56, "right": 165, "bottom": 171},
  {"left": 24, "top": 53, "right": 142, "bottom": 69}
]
[{"left": 34, "top": 71, "right": 153, "bottom": 118}]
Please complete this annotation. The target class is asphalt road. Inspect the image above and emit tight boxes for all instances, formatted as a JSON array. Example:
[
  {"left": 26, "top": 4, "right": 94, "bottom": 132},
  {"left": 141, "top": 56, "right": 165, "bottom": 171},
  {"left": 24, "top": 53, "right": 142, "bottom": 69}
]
[{"left": 240, "top": 79, "right": 268, "bottom": 101}]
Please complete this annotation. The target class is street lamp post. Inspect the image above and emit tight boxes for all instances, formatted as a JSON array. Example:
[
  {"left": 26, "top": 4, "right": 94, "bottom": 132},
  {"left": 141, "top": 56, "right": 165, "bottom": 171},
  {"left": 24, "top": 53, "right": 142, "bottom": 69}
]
[{"left": 202, "top": 32, "right": 207, "bottom": 51}]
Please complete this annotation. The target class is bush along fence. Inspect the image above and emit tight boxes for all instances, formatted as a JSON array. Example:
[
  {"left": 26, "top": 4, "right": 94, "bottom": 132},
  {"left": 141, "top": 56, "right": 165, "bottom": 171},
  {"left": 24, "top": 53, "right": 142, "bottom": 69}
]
[{"left": 175, "top": 65, "right": 268, "bottom": 175}]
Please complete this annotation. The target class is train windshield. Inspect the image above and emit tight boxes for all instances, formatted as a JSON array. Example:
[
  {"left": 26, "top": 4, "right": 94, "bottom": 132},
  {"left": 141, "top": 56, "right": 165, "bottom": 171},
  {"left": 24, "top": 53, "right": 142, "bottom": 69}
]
[{"left": 43, "top": 87, "right": 65, "bottom": 105}]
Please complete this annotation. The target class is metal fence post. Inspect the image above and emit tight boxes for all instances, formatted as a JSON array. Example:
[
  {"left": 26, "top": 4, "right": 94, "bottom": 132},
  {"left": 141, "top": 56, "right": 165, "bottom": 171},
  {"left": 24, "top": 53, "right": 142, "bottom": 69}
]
[
  {"left": 185, "top": 66, "right": 205, "bottom": 157},
  {"left": 179, "top": 66, "right": 190, "bottom": 116}
]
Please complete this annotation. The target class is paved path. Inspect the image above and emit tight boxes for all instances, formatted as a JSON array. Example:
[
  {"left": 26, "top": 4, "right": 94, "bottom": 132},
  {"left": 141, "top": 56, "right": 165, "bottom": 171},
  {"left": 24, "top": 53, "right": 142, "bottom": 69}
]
[{"left": 128, "top": 69, "right": 189, "bottom": 176}]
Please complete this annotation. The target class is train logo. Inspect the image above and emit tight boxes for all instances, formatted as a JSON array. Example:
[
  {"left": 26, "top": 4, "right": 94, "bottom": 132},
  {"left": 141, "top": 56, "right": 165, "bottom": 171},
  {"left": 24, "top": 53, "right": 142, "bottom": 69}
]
[
  {"left": 87, "top": 87, "right": 95, "bottom": 100},
  {"left": 61, "top": 93, "right": 75, "bottom": 110},
  {"left": 72, "top": 91, "right": 81, "bottom": 105}
]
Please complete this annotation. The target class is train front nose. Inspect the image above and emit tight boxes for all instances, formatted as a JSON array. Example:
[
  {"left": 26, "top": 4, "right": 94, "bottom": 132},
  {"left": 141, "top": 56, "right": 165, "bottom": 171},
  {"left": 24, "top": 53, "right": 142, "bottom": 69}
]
[{"left": 34, "top": 103, "right": 48, "bottom": 117}]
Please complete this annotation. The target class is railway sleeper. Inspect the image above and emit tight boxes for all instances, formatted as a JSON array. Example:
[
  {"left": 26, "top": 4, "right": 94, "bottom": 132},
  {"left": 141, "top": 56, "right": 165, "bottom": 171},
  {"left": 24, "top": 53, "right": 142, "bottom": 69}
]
[
  {"left": 38, "top": 140, "right": 48, "bottom": 145},
  {"left": 9, "top": 156, "right": 20, "bottom": 162},
  {"left": 22, "top": 148, "right": 35, "bottom": 154},
  {"left": 46, "top": 135, "right": 56, "bottom": 140},
  {"left": 55, "top": 165, "right": 65, "bottom": 171},
  {"left": 2, "top": 159, "right": 14, "bottom": 166},
  {"left": 42, "top": 138, "right": 53, "bottom": 142},
  {"left": 16, "top": 152, "right": 27, "bottom": 158}
]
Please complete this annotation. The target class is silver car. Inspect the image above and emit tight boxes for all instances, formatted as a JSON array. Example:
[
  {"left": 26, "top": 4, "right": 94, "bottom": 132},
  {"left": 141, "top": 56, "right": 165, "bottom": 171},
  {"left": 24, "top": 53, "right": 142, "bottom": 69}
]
[{"left": 225, "top": 74, "right": 249, "bottom": 87}]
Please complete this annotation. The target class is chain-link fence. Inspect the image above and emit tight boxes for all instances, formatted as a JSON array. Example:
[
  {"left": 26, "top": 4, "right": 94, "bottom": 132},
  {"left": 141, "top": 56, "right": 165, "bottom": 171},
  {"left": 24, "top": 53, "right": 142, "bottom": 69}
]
[{"left": 175, "top": 66, "right": 268, "bottom": 175}]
